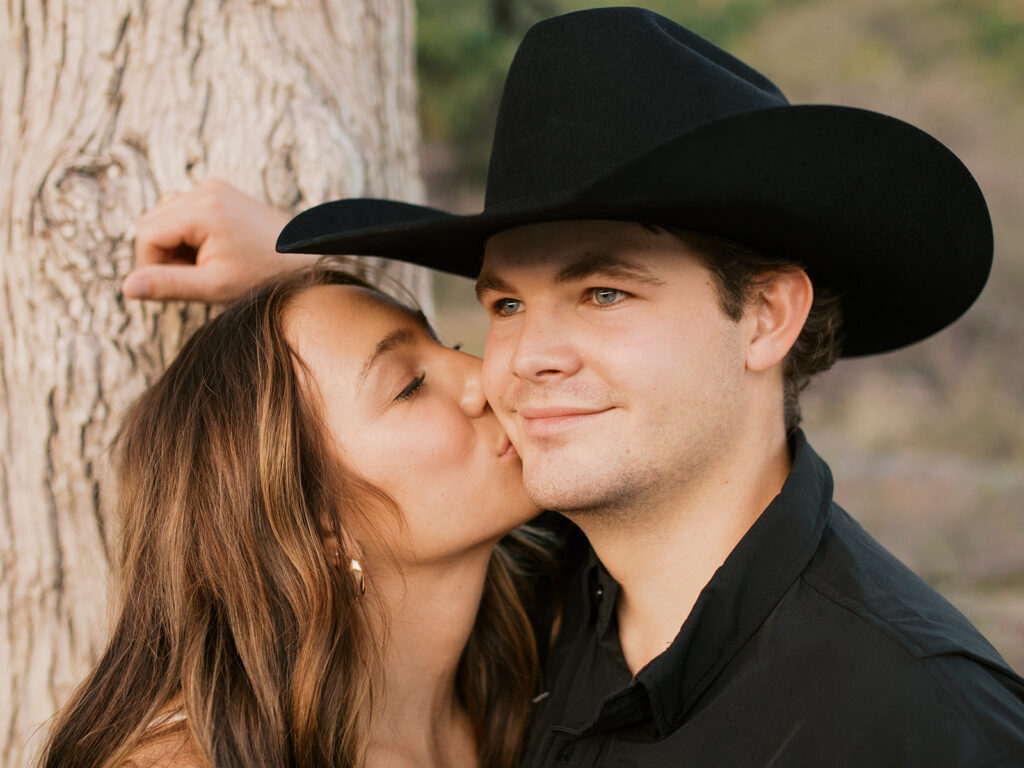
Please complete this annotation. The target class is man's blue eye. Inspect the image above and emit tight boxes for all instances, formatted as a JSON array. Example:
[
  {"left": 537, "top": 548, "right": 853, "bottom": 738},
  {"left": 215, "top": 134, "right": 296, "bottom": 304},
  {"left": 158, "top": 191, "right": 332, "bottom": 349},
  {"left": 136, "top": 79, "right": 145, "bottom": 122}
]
[
  {"left": 495, "top": 298, "right": 523, "bottom": 316},
  {"left": 592, "top": 288, "right": 626, "bottom": 305}
]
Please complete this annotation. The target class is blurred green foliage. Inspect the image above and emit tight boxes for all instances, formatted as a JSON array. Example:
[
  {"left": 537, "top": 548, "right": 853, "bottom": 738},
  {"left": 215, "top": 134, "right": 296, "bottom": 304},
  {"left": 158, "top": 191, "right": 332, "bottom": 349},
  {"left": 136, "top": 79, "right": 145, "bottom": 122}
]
[
  {"left": 943, "top": 0, "right": 1024, "bottom": 61},
  {"left": 417, "top": 0, "right": 553, "bottom": 185}
]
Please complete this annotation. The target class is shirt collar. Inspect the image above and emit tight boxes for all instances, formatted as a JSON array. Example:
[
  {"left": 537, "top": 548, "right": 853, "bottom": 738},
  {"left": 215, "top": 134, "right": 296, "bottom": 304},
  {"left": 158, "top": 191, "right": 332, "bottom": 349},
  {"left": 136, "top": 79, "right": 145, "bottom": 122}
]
[{"left": 627, "top": 430, "right": 835, "bottom": 736}]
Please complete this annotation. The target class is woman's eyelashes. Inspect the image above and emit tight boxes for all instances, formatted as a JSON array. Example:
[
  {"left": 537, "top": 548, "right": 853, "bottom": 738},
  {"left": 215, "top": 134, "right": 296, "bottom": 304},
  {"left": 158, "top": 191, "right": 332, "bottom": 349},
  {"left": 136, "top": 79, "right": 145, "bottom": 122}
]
[{"left": 395, "top": 373, "right": 426, "bottom": 401}]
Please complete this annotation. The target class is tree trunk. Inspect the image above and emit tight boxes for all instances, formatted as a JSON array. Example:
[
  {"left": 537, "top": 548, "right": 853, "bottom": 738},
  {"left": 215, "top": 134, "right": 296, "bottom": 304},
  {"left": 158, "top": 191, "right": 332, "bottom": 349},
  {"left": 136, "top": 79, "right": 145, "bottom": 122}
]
[{"left": 0, "top": 2, "right": 426, "bottom": 764}]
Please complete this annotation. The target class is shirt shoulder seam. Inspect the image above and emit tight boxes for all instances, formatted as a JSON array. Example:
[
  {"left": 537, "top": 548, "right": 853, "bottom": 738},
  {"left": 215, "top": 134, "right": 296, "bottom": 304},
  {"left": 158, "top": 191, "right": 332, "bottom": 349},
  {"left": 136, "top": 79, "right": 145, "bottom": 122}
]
[{"left": 801, "top": 570, "right": 1012, "bottom": 757}]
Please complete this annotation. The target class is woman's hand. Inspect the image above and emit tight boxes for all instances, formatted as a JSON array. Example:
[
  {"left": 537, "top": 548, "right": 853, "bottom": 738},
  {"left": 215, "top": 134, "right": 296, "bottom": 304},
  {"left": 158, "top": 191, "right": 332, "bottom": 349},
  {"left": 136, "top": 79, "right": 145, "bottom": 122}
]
[{"left": 124, "top": 179, "right": 316, "bottom": 303}]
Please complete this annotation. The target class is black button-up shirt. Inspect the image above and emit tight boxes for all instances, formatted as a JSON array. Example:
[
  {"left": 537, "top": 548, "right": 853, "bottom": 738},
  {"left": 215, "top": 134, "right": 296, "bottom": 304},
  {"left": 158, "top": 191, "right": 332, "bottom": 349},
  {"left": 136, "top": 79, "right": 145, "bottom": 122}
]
[{"left": 525, "top": 433, "right": 1024, "bottom": 767}]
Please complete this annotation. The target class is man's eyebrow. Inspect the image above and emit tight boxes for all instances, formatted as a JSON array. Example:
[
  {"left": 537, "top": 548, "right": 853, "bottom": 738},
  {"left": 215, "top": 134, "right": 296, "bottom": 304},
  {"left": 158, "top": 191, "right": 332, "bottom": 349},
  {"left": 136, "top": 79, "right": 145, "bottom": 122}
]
[
  {"left": 475, "top": 254, "right": 665, "bottom": 300},
  {"left": 359, "top": 327, "right": 416, "bottom": 386},
  {"left": 553, "top": 254, "right": 666, "bottom": 286},
  {"left": 474, "top": 271, "right": 516, "bottom": 301}
]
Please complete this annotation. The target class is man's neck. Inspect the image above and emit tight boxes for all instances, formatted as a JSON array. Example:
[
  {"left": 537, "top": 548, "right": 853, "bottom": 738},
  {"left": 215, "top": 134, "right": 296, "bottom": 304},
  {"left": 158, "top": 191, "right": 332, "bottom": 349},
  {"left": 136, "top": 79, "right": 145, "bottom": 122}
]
[
  {"left": 573, "top": 427, "right": 792, "bottom": 676},
  {"left": 366, "top": 548, "right": 493, "bottom": 768}
]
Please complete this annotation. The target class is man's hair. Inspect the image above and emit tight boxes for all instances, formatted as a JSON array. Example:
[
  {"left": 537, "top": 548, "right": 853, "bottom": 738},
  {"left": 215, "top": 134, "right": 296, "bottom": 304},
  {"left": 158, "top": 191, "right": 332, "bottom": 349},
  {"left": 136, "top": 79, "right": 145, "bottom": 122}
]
[{"left": 658, "top": 227, "right": 844, "bottom": 434}]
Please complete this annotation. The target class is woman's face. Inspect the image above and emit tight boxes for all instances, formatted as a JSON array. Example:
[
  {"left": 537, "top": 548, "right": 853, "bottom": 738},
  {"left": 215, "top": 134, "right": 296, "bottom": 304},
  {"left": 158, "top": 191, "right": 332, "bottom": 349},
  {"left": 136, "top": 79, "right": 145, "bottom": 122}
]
[{"left": 284, "top": 284, "right": 538, "bottom": 565}]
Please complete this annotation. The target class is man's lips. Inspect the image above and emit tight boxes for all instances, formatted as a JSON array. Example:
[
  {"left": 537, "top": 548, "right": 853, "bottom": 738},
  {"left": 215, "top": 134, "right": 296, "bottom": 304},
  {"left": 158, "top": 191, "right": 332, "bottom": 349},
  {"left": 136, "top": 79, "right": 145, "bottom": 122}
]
[{"left": 517, "top": 405, "right": 612, "bottom": 437}]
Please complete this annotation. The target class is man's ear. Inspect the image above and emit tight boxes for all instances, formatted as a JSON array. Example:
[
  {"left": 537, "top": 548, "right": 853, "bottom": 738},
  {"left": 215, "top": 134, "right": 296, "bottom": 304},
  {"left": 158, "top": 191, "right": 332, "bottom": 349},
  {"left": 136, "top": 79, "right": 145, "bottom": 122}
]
[{"left": 745, "top": 269, "right": 813, "bottom": 373}]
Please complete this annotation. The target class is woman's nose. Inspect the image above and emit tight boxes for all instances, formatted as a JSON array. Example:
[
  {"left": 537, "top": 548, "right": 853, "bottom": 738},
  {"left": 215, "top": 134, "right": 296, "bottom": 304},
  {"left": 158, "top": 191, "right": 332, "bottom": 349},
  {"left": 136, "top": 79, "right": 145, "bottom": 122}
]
[{"left": 453, "top": 350, "right": 488, "bottom": 417}]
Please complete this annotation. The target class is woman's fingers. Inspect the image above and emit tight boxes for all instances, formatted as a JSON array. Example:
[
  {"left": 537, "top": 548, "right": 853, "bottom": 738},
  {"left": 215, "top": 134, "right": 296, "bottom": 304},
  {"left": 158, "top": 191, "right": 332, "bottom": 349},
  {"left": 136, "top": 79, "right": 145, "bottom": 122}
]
[
  {"left": 134, "top": 195, "right": 206, "bottom": 268},
  {"left": 128, "top": 180, "right": 297, "bottom": 304},
  {"left": 123, "top": 256, "right": 248, "bottom": 301}
]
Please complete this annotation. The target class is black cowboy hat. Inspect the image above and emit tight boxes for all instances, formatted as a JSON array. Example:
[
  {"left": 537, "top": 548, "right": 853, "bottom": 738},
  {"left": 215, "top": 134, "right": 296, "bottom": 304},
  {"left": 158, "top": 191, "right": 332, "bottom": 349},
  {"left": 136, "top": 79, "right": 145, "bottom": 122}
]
[{"left": 277, "top": 7, "right": 992, "bottom": 356}]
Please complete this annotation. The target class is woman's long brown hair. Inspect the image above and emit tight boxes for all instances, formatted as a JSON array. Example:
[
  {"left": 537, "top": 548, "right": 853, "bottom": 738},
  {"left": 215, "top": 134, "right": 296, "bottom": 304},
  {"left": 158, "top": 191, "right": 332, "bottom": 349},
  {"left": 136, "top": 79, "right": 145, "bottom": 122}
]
[{"left": 39, "top": 264, "right": 546, "bottom": 768}]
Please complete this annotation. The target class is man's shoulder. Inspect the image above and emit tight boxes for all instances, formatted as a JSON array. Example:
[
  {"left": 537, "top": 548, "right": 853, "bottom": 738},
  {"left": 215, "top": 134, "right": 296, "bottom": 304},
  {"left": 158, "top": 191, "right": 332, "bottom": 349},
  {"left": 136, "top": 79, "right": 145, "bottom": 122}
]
[
  {"left": 777, "top": 501, "right": 1024, "bottom": 754},
  {"left": 806, "top": 501, "right": 1011, "bottom": 665}
]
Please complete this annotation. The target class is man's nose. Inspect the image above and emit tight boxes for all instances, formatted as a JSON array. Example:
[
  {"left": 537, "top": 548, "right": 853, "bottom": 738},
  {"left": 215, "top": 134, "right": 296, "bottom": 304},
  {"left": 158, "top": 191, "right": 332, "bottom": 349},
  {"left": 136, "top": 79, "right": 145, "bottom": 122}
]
[{"left": 510, "top": 309, "right": 582, "bottom": 382}]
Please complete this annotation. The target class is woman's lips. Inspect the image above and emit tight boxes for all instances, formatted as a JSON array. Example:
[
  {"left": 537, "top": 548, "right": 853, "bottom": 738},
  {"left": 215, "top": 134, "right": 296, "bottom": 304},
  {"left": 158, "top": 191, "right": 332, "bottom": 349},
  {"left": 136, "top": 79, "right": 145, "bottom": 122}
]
[{"left": 518, "top": 406, "right": 611, "bottom": 437}]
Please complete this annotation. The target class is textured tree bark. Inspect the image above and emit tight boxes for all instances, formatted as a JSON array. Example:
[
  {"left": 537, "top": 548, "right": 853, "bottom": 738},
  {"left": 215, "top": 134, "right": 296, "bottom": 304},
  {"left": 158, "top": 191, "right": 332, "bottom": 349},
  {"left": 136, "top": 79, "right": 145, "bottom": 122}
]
[{"left": 0, "top": 2, "right": 426, "bottom": 764}]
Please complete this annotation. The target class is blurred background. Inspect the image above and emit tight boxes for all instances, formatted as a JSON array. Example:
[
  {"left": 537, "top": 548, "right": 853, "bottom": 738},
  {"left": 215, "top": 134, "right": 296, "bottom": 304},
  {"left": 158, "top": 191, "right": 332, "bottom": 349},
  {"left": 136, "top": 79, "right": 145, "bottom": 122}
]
[{"left": 417, "top": 0, "right": 1024, "bottom": 669}]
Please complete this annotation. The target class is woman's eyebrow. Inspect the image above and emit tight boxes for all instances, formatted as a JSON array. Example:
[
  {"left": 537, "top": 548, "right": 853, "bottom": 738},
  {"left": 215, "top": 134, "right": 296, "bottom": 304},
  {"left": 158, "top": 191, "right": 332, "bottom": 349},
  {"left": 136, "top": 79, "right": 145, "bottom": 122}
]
[{"left": 359, "top": 327, "right": 416, "bottom": 385}]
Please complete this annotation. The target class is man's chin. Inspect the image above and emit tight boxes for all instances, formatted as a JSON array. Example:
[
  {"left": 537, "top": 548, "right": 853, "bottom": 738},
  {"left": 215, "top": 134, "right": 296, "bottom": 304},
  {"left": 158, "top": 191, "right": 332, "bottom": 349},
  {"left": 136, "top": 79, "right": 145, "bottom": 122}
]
[
  {"left": 520, "top": 444, "right": 655, "bottom": 515},
  {"left": 522, "top": 470, "right": 618, "bottom": 516}
]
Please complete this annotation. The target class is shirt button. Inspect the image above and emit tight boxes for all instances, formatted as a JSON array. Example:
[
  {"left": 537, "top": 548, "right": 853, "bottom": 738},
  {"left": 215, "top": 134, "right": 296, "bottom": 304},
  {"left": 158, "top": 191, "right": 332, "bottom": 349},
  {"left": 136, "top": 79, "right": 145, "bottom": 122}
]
[
  {"left": 595, "top": 584, "right": 604, "bottom": 603},
  {"left": 558, "top": 743, "right": 575, "bottom": 764}
]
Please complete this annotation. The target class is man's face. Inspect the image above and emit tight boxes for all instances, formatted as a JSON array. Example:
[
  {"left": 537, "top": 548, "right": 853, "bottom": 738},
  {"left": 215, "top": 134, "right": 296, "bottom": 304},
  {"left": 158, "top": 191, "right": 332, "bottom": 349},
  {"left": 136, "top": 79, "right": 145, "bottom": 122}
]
[{"left": 476, "top": 220, "right": 753, "bottom": 516}]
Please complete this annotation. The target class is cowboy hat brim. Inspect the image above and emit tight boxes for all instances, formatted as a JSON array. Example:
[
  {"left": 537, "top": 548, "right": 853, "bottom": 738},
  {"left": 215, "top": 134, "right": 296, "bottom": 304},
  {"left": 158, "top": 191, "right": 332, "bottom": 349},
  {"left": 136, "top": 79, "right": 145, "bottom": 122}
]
[{"left": 277, "top": 104, "right": 991, "bottom": 357}]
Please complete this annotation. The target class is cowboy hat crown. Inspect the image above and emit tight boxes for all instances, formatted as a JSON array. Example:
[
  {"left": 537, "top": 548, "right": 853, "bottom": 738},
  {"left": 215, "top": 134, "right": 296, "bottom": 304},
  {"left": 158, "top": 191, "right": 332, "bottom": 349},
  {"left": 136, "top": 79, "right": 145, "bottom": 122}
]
[
  {"left": 278, "top": 7, "right": 991, "bottom": 356},
  {"left": 484, "top": 7, "right": 788, "bottom": 209}
]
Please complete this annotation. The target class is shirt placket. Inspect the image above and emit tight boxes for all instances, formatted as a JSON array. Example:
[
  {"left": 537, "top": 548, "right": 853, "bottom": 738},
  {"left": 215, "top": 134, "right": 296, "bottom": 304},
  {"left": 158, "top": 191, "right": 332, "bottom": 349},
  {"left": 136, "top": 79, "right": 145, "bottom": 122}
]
[{"left": 536, "top": 681, "right": 653, "bottom": 767}]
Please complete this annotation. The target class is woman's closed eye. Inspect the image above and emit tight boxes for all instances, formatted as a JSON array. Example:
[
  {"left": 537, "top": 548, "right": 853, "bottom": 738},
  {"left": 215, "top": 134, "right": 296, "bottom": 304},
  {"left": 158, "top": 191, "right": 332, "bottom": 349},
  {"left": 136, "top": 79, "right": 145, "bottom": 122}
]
[{"left": 395, "top": 373, "right": 426, "bottom": 401}]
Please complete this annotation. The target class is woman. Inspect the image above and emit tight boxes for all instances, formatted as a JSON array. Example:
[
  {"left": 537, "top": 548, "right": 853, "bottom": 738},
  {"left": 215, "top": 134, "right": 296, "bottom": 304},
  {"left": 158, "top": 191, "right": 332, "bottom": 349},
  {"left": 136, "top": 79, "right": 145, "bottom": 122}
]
[{"left": 39, "top": 263, "right": 552, "bottom": 768}]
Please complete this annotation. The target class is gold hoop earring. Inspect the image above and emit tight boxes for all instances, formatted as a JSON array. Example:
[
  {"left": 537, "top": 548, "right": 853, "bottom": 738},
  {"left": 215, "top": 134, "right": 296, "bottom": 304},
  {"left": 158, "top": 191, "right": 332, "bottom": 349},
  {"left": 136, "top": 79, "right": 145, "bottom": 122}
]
[{"left": 350, "top": 558, "right": 366, "bottom": 596}]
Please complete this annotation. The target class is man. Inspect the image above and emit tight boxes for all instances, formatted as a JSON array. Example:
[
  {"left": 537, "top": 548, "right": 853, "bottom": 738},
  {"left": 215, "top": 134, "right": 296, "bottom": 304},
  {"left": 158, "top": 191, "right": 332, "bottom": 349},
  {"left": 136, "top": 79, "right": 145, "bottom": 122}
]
[{"left": 127, "top": 7, "right": 1024, "bottom": 765}]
